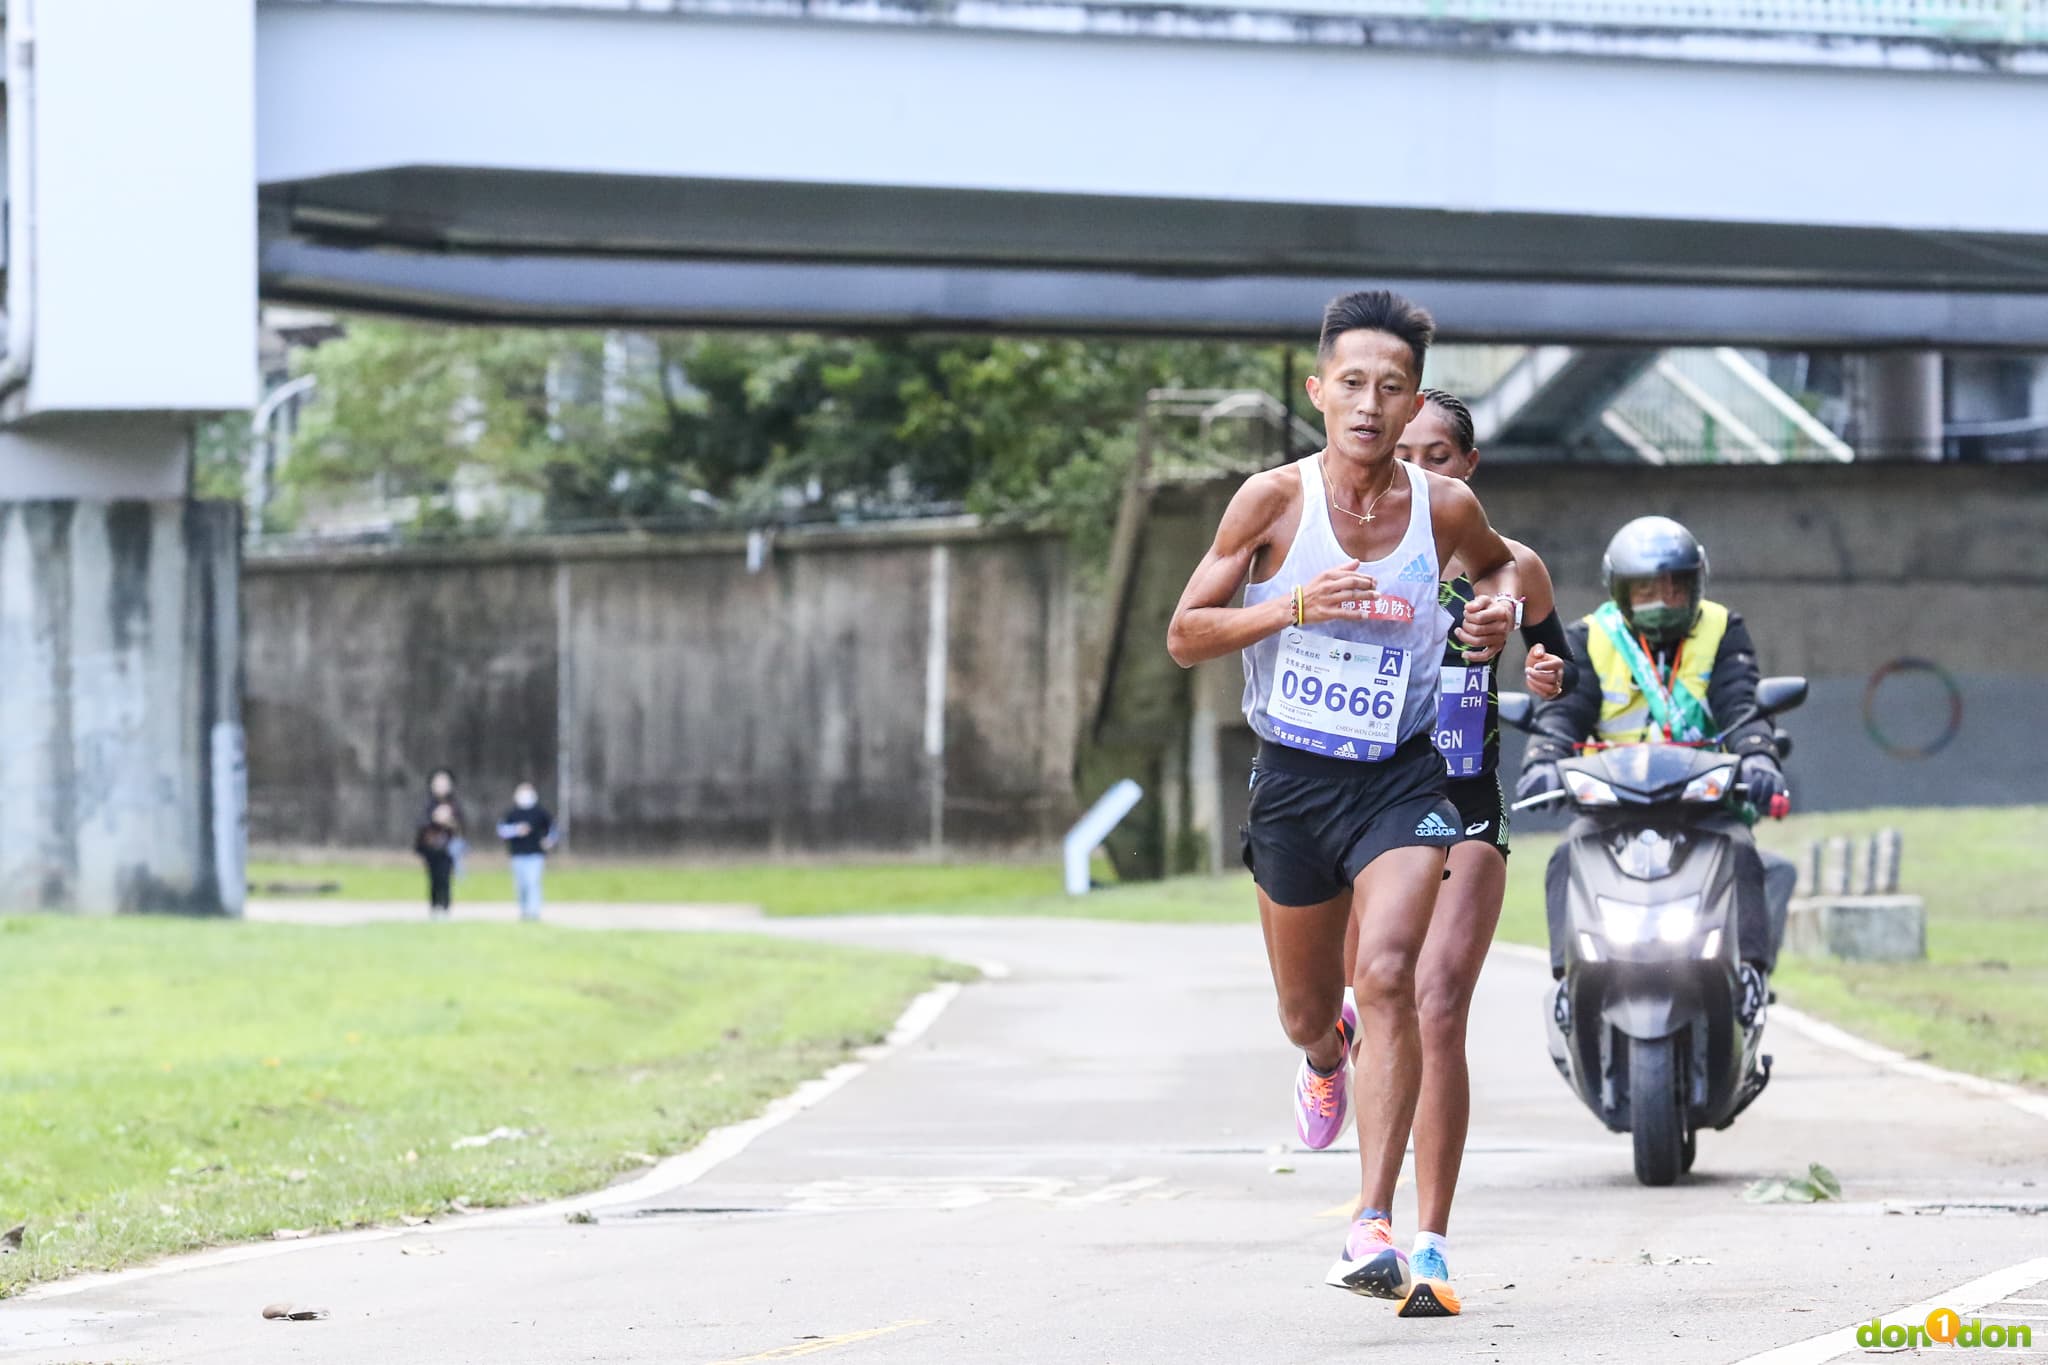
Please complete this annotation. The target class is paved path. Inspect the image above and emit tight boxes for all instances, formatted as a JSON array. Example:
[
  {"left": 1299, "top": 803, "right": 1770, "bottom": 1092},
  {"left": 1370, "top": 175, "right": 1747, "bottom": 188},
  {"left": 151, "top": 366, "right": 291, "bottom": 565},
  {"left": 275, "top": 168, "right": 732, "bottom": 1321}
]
[{"left": 5, "top": 912, "right": 2046, "bottom": 1364}]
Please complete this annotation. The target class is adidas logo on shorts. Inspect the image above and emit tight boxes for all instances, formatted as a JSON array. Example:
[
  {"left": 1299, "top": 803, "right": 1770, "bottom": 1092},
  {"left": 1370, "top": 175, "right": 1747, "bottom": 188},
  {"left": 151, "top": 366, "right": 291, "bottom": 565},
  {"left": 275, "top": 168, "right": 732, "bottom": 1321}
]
[
  {"left": 1334, "top": 741, "right": 1359, "bottom": 758},
  {"left": 1414, "top": 810, "right": 1459, "bottom": 839}
]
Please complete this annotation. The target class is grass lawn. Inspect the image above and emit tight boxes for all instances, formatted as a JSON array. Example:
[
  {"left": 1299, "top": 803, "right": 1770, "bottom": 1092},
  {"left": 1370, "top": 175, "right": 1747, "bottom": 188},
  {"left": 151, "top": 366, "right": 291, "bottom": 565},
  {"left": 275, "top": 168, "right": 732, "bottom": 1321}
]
[
  {"left": 249, "top": 855, "right": 1068, "bottom": 918},
  {"left": 0, "top": 916, "right": 961, "bottom": 1296}
]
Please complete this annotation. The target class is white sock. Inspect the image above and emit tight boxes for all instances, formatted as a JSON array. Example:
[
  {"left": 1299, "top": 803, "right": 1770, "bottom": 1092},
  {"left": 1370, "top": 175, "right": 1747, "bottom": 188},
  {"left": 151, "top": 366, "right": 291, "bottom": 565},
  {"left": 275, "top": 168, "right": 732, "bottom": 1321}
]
[{"left": 1413, "top": 1231, "right": 1451, "bottom": 1265}]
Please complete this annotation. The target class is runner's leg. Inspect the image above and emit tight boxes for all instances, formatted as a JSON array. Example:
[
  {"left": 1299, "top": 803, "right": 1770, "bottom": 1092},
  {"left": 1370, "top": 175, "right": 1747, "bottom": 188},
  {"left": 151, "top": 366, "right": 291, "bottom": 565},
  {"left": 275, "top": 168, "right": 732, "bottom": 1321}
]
[
  {"left": 1412, "top": 839, "right": 1506, "bottom": 1237},
  {"left": 1350, "top": 843, "right": 1448, "bottom": 1217},
  {"left": 1258, "top": 886, "right": 1354, "bottom": 1073}
]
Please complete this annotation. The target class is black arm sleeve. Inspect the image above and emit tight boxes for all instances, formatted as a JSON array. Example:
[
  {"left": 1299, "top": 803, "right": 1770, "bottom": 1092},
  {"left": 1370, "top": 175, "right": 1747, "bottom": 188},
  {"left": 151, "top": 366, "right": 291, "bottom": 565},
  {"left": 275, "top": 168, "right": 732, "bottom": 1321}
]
[
  {"left": 1518, "top": 609, "right": 1579, "bottom": 697},
  {"left": 1707, "top": 613, "right": 1778, "bottom": 758},
  {"left": 1524, "top": 619, "right": 1600, "bottom": 766}
]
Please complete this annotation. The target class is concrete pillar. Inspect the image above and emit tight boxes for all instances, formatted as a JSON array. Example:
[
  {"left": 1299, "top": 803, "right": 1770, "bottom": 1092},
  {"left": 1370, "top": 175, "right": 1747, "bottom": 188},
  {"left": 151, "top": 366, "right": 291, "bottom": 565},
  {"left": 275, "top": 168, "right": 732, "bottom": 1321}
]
[
  {"left": 1852, "top": 352, "right": 1944, "bottom": 461},
  {"left": 0, "top": 496, "right": 242, "bottom": 914}
]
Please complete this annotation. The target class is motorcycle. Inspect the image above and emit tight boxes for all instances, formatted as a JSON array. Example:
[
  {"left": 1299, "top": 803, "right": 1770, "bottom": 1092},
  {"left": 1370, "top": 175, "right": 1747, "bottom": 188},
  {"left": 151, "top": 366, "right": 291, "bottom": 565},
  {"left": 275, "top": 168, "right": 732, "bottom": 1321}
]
[{"left": 1500, "top": 677, "right": 1807, "bottom": 1186}]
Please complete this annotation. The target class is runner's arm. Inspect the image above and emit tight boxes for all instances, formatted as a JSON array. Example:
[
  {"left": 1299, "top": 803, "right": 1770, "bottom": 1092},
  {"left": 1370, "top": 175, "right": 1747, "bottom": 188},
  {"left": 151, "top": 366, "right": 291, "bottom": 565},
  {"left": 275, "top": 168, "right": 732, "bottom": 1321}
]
[
  {"left": 1436, "top": 480, "right": 1520, "bottom": 657},
  {"left": 1706, "top": 613, "right": 1778, "bottom": 758},
  {"left": 1506, "top": 539, "right": 1578, "bottom": 695},
  {"left": 1525, "top": 619, "right": 1599, "bottom": 764}
]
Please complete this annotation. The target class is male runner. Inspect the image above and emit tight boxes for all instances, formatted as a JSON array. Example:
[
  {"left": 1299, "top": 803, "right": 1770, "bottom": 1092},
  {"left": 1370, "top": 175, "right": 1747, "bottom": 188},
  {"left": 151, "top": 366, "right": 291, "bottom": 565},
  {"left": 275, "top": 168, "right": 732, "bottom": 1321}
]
[
  {"left": 1327, "top": 387, "right": 1577, "bottom": 1316},
  {"left": 1166, "top": 290, "right": 1518, "bottom": 1303}
]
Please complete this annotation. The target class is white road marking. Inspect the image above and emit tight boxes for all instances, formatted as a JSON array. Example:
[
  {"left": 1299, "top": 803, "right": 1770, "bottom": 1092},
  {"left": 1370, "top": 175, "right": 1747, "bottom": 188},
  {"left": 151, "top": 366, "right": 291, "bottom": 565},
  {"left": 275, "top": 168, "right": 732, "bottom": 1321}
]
[
  {"left": 1732, "top": 1256, "right": 2048, "bottom": 1365},
  {"left": 783, "top": 1175, "right": 1174, "bottom": 1212},
  {"left": 1771, "top": 1003, "right": 2048, "bottom": 1124}
]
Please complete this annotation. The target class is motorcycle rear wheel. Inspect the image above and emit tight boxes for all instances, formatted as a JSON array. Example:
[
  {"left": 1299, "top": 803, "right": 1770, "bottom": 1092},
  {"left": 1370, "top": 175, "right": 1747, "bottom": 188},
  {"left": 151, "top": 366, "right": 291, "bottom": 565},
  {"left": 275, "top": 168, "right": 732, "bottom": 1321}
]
[{"left": 1629, "top": 1035, "right": 1688, "bottom": 1186}]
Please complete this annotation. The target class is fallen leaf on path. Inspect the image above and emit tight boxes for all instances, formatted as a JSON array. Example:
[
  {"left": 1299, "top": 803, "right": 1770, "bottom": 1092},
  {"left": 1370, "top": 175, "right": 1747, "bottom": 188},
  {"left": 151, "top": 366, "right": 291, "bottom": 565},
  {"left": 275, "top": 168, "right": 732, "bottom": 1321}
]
[
  {"left": 1744, "top": 1163, "right": 1840, "bottom": 1204},
  {"left": 271, "top": 1228, "right": 313, "bottom": 1241},
  {"left": 262, "top": 1303, "right": 329, "bottom": 1321},
  {"left": 400, "top": 1215, "right": 431, "bottom": 1227},
  {"left": 1268, "top": 1164, "right": 1295, "bottom": 1175},
  {"left": 400, "top": 1244, "right": 443, "bottom": 1257},
  {"left": 566, "top": 1211, "right": 597, "bottom": 1225}
]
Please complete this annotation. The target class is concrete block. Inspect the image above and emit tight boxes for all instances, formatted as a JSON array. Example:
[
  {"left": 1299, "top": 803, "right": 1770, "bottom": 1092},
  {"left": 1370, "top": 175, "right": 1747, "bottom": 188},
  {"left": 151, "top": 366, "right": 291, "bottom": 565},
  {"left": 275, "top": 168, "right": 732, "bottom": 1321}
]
[{"left": 1785, "top": 895, "right": 1927, "bottom": 963}]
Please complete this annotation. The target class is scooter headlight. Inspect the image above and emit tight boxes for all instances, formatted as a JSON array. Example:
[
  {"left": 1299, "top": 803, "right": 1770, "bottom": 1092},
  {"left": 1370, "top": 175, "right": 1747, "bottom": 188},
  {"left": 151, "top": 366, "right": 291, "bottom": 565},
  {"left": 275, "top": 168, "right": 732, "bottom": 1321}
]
[
  {"left": 1564, "top": 770, "right": 1621, "bottom": 807},
  {"left": 1596, "top": 893, "right": 1702, "bottom": 944},
  {"left": 1609, "top": 828, "right": 1683, "bottom": 879},
  {"left": 1681, "top": 764, "right": 1737, "bottom": 804}
]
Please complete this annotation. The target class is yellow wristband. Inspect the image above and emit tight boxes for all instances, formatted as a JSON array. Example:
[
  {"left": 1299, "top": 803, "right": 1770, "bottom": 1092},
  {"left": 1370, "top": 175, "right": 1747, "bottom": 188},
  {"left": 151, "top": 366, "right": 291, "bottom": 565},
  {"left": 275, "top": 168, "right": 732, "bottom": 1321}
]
[{"left": 1292, "top": 585, "right": 1305, "bottom": 627}]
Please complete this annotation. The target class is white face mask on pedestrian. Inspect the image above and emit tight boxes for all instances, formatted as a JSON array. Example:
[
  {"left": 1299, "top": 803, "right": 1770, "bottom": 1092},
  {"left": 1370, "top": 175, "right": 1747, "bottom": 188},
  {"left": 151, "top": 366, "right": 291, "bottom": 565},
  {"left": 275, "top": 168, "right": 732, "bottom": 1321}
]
[{"left": 514, "top": 789, "right": 537, "bottom": 809}]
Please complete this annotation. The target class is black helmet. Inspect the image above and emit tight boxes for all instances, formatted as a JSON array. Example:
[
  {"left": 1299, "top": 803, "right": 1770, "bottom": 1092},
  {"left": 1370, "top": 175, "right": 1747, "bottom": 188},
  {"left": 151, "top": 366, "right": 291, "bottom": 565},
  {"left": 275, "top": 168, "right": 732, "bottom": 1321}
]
[{"left": 1602, "top": 516, "right": 1708, "bottom": 649}]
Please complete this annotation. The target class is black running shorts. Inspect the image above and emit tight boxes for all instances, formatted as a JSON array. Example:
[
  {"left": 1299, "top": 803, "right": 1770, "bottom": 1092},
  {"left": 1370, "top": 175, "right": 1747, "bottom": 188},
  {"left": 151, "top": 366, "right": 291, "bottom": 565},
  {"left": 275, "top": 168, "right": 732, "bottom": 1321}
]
[
  {"left": 1445, "top": 772, "right": 1511, "bottom": 857},
  {"left": 1240, "top": 732, "right": 1461, "bottom": 908}
]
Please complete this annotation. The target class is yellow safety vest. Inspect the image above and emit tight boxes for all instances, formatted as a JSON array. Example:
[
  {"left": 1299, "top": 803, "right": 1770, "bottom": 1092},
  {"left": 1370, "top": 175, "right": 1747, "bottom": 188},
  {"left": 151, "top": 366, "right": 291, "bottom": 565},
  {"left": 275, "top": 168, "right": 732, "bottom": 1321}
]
[{"left": 1584, "top": 599, "right": 1729, "bottom": 743}]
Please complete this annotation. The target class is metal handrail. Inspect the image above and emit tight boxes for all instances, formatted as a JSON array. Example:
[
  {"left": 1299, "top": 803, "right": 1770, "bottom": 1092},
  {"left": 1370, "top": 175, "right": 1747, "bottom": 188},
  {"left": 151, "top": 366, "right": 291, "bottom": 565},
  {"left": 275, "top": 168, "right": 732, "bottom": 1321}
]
[
  {"left": 292, "top": 0, "right": 2048, "bottom": 42},
  {"left": 1159, "top": 0, "right": 2048, "bottom": 42}
]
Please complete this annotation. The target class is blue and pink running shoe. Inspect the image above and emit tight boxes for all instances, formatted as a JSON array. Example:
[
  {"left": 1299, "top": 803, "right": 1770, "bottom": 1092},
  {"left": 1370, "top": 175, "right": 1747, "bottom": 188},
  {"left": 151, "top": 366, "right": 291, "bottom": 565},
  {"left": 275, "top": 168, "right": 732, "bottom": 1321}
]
[
  {"left": 1325, "top": 1212, "right": 1415, "bottom": 1300},
  {"left": 1291, "top": 992, "right": 1359, "bottom": 1151}
]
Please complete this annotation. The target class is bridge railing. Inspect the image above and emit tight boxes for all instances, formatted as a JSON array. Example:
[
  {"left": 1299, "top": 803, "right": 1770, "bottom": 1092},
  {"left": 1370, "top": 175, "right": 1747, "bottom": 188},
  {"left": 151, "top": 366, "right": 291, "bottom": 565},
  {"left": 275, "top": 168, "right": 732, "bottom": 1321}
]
[
  {"left": 303, "top": 0, "right": 2048, "bottom": 42},
  {"left": 1176, "top": 0, "right": 2048, "bottom": 42},
  {"left": 1601, "top": 348, "right": 1853, "bottom": 464}
]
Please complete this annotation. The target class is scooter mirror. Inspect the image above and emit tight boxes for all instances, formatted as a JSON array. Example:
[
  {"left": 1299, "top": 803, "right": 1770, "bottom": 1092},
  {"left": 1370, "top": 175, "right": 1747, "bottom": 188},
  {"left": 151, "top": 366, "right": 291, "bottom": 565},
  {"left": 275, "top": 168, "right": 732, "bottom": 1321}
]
[
  {"left": 1755, "top": 676, "right": 1809, "bottom": 718},
  {"left": 1499, "top": 692, "right": 1534, "bottom": 732}
]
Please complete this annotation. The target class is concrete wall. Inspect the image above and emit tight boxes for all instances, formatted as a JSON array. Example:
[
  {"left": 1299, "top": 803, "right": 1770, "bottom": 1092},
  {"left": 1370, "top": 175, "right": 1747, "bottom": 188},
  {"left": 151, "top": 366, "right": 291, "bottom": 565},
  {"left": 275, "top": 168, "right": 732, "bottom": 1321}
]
[
  {"left": 0, "top": 501, "right": 243, "bottom": 913},
  {"left": 243, "top": 524, "right": 1079, "bottom": 855},
  {"left": 1094, "top": 461, "right": 2048, "bottom": 874},
  {"left": 1475, "top": 460, "right": 2048, "bottom": 818}
]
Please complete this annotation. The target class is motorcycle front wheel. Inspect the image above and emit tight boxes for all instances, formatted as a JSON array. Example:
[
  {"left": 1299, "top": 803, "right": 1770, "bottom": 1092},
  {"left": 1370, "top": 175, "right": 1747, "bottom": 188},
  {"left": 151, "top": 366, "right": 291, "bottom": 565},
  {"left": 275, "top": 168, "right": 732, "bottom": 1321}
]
[{"left": 1629, "top": 1034, "right": 1688, "bottom": 1187}]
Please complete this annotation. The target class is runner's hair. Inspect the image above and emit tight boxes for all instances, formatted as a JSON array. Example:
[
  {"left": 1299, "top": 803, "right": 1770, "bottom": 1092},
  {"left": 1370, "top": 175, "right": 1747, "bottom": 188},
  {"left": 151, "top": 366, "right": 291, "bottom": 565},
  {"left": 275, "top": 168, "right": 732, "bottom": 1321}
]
[
  {"left": 1317, "top": 290, "right": 1435, "bottom": 379},
  {"left": 1419, "top": 387, "right": 1476, "bottom": 454}
]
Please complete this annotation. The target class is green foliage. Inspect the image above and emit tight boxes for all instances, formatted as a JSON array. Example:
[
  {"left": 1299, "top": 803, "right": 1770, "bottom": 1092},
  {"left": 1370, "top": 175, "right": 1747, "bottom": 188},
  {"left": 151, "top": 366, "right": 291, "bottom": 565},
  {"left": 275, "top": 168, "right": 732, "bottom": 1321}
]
[
  {"left": 192, "top": 415, "right": 251, "bottom": 504},
  {"left": 277, "top": 320, "right": 1291, "bottom": 548}
]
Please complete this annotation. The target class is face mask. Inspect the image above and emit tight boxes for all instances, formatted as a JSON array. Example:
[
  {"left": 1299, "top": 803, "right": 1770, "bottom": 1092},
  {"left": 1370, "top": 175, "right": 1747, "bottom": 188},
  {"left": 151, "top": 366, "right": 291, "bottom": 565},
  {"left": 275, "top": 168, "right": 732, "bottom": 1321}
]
[
  {"left": 515, "top": 791, "right": 537, "bottom": 809},
  {"left": 1630, "top": 602, "right": 1692, "bottom": 639}
]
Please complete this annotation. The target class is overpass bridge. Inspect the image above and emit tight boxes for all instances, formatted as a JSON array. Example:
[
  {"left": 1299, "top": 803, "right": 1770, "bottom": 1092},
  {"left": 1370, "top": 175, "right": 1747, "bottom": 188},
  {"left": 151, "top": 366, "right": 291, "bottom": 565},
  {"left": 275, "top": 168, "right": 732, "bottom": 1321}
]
[
  {"left": 4, "top": 0, "right": 2047, "bottom": 911},
  {"left": 255, "top": 0, "right": 2048, "bottom": 346}
]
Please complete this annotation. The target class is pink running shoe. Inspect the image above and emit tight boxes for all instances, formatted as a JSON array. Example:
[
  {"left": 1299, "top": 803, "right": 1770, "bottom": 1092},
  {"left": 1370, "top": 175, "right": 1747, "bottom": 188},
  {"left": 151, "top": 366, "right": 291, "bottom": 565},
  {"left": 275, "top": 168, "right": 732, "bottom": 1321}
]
[
  {"left": 1325, "top": 1213, "right": 1415, "bottom": 1300},
  {"left": 1291, "top": 997, "right": 1359, "bottom": 1151}
]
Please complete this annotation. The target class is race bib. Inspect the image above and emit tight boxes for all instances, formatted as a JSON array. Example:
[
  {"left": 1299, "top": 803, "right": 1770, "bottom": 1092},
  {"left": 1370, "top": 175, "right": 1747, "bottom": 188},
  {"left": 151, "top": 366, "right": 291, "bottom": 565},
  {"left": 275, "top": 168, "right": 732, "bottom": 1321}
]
[
  {"left": 1434, "top": 664, "right": 1491, "bottom": 777},
  {"left": 1264, "top": 629, "right": 1410, "bottom": 761}
]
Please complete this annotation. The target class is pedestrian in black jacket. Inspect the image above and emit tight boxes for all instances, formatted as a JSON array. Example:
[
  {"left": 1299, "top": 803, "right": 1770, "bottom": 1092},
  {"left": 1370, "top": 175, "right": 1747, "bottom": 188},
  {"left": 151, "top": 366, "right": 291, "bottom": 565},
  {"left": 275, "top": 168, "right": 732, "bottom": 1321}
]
[{"left": 415, "top": 801, "right": 459, "bottom": 917}]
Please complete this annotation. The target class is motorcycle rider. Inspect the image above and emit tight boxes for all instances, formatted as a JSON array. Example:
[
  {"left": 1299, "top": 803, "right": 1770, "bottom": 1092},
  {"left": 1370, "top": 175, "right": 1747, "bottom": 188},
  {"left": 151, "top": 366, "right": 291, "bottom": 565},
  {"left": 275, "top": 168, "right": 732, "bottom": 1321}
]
[{"left": 1515, "top": 516, "right": 1797, "bottom": 1020}]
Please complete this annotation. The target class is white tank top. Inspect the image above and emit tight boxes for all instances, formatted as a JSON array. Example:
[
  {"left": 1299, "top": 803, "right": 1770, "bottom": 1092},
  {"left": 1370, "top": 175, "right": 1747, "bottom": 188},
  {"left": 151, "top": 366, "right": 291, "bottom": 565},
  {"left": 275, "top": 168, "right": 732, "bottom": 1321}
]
[{"left": 1241, "top": 456, "right": 1452, "bottom": 762}]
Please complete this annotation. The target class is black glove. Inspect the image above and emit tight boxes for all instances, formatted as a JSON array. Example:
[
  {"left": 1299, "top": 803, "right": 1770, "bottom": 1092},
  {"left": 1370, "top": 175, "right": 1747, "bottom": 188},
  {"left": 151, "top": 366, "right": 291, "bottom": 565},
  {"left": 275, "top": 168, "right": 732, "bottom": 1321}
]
[
  {"left": 1739, "top": 754, "right": 1785, "bottom": 809},
  {"left": 1515, "top": 762, "right": 1563, "bottom": 805}
]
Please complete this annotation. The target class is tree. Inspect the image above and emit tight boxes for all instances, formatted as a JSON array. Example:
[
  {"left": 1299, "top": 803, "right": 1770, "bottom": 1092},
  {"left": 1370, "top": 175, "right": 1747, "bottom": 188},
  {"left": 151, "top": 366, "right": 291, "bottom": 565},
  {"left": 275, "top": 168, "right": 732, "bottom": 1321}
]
[{"left": 277, "top": 318, "right": 1295, "bottom": 550}]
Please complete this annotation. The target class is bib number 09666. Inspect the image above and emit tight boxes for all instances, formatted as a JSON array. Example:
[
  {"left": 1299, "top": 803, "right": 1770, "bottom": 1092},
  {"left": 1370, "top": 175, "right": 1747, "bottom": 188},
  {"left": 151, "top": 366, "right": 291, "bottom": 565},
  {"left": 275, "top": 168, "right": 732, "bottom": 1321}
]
[
  {"left": 1278, "top": 670, "right": 1398, "bottom": 720},
  {"left": 1263, "top": 629, "right": 1413, "bottom": 759}
]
